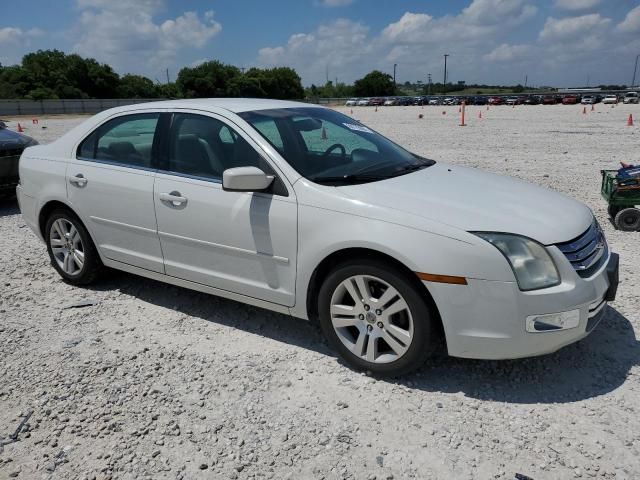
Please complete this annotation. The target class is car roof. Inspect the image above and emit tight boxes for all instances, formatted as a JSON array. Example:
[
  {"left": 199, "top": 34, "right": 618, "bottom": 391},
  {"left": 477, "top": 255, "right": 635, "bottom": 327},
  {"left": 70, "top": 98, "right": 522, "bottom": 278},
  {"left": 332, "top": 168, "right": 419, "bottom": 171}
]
[{"left": 105, "top": 98, "right": 319, "bottom": 114}]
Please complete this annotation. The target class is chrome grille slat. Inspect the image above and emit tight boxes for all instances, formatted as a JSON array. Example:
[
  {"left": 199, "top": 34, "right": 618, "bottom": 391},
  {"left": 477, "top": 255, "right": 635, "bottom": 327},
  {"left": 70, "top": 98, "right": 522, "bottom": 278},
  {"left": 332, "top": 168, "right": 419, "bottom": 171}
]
[{"left": 555, "top": 221, "right": 607, "bottom": 278}]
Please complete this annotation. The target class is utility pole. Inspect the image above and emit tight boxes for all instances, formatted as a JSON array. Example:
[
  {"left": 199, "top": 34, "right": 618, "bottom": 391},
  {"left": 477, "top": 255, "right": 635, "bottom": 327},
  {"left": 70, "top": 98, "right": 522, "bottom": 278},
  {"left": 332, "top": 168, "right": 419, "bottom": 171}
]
[
  {"left": 393, "top": 63, "right": 397, "bottom": 91},
  {"left": 326, "top": 65, "right": 329, "bottom": 84},
  {"left": 524, "top": 75, "right": 528, "bottom": 89},
  {"left": 443, "top": 54, "right": 449, "bottom": 95},
  {"left": 428, "top": 73, "right": 432, "bottom": 96},
  {"left": 166, "top": 68, "right": 170, "bottom": 84},
  {"left": 632, "top": 54, "right": 640, "bottom": 88}
]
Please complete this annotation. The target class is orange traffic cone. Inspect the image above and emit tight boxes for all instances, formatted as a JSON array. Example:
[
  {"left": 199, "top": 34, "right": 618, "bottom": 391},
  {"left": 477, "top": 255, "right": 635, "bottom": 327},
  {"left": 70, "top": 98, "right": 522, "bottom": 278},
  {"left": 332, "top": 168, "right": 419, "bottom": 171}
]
[
  {"left": 17, "top": 123, "right": 24, "bottom": 132},
  {"left": 582, "top": 106, "right": 587, "bottom": 114},
  {"left": 627, "top": 114, "right": 634, "bottom": 126},
  {"left": 591, "top": 104, "right": 594, "bottom": 111},
  {"left": 32, "top": 118, "right": 39, "bottom": 124},
  {"left": 350, "top": 109, "right": 353, "bottom": 114},
  {"left": 478, "top": 111, "right": 482, "bottom": 119}
]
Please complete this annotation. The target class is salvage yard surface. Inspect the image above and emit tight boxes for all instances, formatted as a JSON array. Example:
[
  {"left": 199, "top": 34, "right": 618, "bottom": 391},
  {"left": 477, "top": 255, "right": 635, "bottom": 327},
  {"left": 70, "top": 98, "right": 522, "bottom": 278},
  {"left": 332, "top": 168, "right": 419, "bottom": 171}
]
[{"left": 1, "top": 104, "right": 639, "bottom": 480}]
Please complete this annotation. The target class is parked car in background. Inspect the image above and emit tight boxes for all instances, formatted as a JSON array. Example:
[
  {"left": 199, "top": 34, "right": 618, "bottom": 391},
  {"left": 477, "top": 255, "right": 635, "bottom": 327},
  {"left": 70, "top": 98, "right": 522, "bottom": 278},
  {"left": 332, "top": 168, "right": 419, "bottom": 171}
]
[
  {"left": 383, "top": 98, "right": 397, "bottom": 106},
  {"left": 18, "top": 98, "right": 619, "bottom": 376},
  {"left": 357, "top": 98, "right": 371, "bottom": 106},
  {"left": 542, "top": 95, "right": 558, "bottom": 105},
  {"left": 345, "top": 98, "right": 358, "bottom": 106},
  {"left": 602, "top": 94, "right": 618, "bottom": 104},
  {"left": 623, "top": 92, "right": 639, "bottom": 104},
  {"left": 369, "top": 97, "right": 385, "bottom": 107},
  {"left": 1, "top": 121, "right": 38, "bottom": 198},
  {"left": 581, "top": 95, "right": 597, "bottom": 105},
  {"left": 562, "top": 95, "right": 579, "bottom": 105},
  {"left": 505, "top": 96, "right": 520, "bottom": 106},
  {"left": 472, "top": 96, "right": 488, "bottom": 105},
  {"left": 488, "top": 96, "right": 504, "bottom": 105},
  {"left": 396, "top": 97, "right": 414, "bottom": 106},
  {"left": 523, "top": 95, "right": 540, "bottom": 105},
  {"left": 428, "top": 97, "right": 440, "bottom": 105}
]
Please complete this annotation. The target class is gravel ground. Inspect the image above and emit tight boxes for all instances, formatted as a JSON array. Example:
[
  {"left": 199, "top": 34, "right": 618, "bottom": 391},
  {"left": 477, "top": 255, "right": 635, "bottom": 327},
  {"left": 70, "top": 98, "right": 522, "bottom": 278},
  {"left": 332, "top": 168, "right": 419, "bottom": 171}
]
[{"left": 1, "top": 104, "right": 639, "bottom": 480}]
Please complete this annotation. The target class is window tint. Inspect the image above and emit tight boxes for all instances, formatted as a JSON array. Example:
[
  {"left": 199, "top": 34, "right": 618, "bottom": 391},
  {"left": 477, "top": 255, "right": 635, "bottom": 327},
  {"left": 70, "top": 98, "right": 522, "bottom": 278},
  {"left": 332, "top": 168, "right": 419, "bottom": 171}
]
[
  {"left": 167, "top": 113, "right": 265, "bottom": 181},
  {"left": 297, "top": 117, "right": 378, "bottom": 155},
  {"left": 78, "top": 113, "right": 159, "bottom": 169},
  {"left": 251, "top": 119, "right": 284, "bottom": 152}
]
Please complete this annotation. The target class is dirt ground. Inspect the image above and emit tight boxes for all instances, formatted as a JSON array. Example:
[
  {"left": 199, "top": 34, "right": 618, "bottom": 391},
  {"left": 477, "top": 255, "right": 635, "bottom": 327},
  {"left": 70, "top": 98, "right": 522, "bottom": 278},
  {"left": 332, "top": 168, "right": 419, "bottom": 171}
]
[{"left": 1, "top": 103, "right": 639, "bottom": 480}]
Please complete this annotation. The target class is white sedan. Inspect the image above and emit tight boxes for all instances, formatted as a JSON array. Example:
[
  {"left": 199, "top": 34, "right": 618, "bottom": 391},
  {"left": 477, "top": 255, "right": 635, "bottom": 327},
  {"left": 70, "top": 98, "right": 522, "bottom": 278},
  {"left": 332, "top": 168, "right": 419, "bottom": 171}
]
[
  {"left": 345, "top": 98, "right": 358, "bottom": 106},
  {"left": 17, "top": 98, "right": 619, "bottom": 375},
  {"left": 602, "top": 94, "right": 618, "bottom": 104}
]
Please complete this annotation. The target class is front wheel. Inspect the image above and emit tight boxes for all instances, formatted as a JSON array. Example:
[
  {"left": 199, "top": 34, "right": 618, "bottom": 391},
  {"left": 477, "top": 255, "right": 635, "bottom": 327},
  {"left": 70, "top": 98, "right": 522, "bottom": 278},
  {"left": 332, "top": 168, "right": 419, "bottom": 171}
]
[{"left": 318, "top": 260, "right": 436, "bottom": 376}]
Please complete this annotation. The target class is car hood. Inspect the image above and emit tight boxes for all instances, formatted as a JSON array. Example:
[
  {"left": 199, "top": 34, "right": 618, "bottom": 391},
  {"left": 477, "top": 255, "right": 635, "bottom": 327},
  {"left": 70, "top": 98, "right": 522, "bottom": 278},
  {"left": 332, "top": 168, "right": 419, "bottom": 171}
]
[{"left": 338, "top": 162, "right": 592, "bottom": 245}]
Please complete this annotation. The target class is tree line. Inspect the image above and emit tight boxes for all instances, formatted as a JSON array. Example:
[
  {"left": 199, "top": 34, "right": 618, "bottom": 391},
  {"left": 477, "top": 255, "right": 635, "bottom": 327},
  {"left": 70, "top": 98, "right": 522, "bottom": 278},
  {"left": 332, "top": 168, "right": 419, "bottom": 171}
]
[{"left": 0, "top": 50, "right": 305, "bottom": 100}]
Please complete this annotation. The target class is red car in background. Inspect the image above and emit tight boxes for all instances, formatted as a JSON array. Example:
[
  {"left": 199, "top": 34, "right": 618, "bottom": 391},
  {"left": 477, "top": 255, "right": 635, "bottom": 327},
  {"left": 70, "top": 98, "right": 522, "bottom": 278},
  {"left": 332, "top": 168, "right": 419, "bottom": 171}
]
[
  {"left": 369, "top": 97, "right": 385, "bottom": 106},
  {"left": 488, "top": 96, "right": 504, "bottom": 105},
  {"left": 542, "top": 95, "right": 559, "bottom": 105},
  {"left": 562, "top": 95, "right": 579, "bottom": 105}
]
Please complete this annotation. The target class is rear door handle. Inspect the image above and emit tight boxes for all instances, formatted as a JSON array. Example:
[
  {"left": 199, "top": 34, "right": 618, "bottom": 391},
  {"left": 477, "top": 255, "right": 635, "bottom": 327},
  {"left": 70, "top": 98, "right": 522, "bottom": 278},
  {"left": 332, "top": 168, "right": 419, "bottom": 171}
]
[
  {"left": 69, "top": 174, "right": 88, "bottom": 187},
  {"left": 159, "top": 191, "right": 188, "bottom": 207}
]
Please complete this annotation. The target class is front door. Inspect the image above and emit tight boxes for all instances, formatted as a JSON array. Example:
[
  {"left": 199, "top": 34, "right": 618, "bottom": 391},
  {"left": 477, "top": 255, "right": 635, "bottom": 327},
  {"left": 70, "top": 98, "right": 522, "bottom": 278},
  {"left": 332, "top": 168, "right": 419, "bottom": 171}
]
[
  {"left": 153, "top": 112, "right": 297, "bottom": 306},
  {"left": 67, "top": 112, "right": 164, "bottom": 273}
]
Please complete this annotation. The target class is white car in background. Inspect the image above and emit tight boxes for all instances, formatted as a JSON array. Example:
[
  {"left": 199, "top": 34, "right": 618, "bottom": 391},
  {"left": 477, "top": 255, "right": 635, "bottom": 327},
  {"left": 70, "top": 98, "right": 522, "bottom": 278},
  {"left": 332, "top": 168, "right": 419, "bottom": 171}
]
[
  {"left": 17, "top": 98, "right": 619, "bottom": 376},
  {"left": 345, "top": 98, "right": 358, "bottom": 106},
  {"left": 602, "top": 94, "right": 618, "bottom": 104},
  {"left": 356, "top": 98, "right": 370, "bottom": 106},
  {"left": 623, "top": 92, "right": 639, "bottom": 104}
]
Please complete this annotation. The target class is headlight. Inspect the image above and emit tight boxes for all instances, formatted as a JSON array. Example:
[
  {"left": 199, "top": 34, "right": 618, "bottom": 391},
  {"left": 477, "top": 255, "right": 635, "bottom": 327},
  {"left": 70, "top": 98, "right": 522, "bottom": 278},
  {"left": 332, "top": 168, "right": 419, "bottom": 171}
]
[{"left": 473, "top": 232, "right": 560, "bottom": 291}]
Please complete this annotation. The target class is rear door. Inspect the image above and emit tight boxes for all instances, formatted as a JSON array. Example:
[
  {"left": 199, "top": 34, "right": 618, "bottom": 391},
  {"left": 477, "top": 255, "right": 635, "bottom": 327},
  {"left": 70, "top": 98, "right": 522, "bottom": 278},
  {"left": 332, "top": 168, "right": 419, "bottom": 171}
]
[{"left": 66, "top": 112, "right": 165, "bottom": 273}]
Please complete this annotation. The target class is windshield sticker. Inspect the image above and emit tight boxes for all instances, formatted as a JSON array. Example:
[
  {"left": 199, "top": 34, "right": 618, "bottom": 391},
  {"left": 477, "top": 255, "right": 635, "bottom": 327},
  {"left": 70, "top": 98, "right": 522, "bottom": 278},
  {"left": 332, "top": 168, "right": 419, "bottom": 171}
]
[{"left": 342, "top": 123, "right": 373, "bottom": 133}]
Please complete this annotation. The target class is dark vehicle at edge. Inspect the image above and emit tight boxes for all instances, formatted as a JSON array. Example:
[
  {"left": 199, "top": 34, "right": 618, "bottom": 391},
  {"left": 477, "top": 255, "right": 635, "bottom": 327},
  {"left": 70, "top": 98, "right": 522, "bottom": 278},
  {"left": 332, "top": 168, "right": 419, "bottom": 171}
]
[{"left": 0, "top": 121, "right": 38, "bottom": 197}]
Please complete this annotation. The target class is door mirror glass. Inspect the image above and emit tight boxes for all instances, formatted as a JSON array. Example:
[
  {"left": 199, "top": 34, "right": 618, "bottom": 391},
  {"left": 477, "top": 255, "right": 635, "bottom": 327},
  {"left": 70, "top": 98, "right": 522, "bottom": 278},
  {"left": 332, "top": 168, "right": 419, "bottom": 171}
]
[{"left": 222, "top": 167, "right": 274, "bottom": 192}]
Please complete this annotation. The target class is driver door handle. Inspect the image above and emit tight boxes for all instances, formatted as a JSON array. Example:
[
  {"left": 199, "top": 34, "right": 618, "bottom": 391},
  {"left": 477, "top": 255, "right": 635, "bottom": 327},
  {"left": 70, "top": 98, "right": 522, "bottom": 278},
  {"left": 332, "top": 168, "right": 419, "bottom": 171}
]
[{"left": 159, "top": 191, "right": 188, "bottom": 207}]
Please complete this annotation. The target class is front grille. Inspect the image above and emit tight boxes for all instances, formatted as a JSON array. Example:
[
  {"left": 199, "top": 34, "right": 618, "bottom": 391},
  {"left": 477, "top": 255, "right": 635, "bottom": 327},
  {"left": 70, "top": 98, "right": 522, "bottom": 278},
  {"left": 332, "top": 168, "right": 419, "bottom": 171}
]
[{"left": 555, "top": 221, "right": 607, "bottom": 278}]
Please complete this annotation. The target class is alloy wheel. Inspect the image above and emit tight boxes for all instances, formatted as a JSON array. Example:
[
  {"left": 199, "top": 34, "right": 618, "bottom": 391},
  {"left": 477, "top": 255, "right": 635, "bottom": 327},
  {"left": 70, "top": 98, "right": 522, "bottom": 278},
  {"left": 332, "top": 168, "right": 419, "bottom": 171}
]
[
  {"left": 329, "top": 274, "right": 414, "bottom": 364},
  {"left": 49, "top": 218, "right": 85, "bottom": 275}
]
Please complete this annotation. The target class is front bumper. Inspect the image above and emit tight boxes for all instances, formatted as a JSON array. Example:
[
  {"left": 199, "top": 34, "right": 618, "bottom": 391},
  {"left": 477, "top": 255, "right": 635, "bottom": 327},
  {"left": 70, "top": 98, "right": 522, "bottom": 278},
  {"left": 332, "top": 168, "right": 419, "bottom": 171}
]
[{"left": 424, "top": 252, "right": 619, "bottom": 360}]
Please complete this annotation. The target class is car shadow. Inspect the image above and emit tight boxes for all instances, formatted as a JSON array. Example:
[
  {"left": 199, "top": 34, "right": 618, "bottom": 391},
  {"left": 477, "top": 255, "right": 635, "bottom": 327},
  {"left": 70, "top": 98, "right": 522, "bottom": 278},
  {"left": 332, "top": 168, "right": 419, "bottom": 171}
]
[
  {"left": 89, "top": 271, "right": 638, "bottom": 404},
  {"left": 0, "top": 197, "right": 19, "bottom": 217}
]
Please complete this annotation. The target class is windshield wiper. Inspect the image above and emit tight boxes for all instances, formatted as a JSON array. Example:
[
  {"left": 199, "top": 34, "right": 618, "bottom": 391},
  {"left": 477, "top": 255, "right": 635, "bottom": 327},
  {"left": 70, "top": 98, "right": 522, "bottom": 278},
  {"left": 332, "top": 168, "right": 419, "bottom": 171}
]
[{"left": 311, "top": 174, "right": 387, "bottom": 185}]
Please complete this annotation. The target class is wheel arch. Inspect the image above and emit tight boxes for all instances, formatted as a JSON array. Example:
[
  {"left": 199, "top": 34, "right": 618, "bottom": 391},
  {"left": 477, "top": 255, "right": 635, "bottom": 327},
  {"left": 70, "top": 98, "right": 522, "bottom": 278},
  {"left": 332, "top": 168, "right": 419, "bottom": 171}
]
[
  {"left": 38, "top": 201, "right": 100, "bottom": 253},
  {"left": 305, "top": 247, "right": 445, "bottom": 343}
]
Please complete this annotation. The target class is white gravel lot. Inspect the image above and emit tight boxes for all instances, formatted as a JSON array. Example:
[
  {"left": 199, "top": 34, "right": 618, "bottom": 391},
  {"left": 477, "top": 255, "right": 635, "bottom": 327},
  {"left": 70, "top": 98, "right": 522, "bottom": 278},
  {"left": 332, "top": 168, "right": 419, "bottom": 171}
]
[{"left": 1, "top": 104, "right": 639, "bottom": 480}]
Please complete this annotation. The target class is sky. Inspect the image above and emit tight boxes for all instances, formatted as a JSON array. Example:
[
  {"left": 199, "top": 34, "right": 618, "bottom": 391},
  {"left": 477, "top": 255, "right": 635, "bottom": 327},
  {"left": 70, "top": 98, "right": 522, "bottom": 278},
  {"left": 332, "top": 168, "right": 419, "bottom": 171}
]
[{"left": 1, "top": 0, "right": 640, "bottom": 88}]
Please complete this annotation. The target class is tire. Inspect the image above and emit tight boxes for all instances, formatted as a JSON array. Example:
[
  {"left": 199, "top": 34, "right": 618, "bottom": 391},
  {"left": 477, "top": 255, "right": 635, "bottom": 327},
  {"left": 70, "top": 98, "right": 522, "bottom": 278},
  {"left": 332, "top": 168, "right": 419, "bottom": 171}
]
[
  {"left": 45, "top": 209, "right": 102, "bottom": 285},
  {"left": 614, "top": 207, "right": 640, "bottom": 231},
  {"left": 318, "top": 259, "right": 436, "bottom": 376},
  {"left": 608, "top": 205, "right": 622, "bottom": 219}
]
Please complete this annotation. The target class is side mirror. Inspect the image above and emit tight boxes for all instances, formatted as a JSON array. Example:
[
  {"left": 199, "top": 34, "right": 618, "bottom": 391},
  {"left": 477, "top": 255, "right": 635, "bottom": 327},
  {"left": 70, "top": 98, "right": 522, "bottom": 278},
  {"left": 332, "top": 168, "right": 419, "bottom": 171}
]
[{"left": 222, "top": 167, "right": 274, "bottom": 192}]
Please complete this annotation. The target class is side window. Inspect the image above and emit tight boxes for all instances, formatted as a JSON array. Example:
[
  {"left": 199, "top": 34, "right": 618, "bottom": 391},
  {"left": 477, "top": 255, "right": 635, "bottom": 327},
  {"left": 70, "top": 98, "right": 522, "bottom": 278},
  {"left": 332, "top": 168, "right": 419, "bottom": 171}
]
[
  {"left": 77, "top": 113, "right": 159, "bottom": 169},
  {"left": 167, "top": 113, "right": 266, "bottom": 181},
  {"left": 296, "top": 117, "right": 378, "bottom": 155}
]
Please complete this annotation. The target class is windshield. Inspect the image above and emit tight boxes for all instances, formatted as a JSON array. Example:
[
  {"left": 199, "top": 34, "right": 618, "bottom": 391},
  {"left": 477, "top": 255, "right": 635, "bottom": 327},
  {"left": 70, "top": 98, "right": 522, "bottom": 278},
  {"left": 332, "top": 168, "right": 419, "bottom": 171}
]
[{"left": 238, "top": 107, "right": 434, "bottom": 185}]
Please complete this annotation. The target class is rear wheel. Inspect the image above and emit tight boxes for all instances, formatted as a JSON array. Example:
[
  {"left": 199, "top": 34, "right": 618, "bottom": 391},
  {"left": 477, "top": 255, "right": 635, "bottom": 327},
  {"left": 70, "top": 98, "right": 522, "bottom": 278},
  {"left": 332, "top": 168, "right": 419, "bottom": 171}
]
[
  {"left": 318, "top": 259, "right": 436, "bottom": 376},
  {"left": 614, "top": 207, "right": 640, "bottom": 231},
  {"left": 45, "top": 209, "right": 102, "bottom": 285}
]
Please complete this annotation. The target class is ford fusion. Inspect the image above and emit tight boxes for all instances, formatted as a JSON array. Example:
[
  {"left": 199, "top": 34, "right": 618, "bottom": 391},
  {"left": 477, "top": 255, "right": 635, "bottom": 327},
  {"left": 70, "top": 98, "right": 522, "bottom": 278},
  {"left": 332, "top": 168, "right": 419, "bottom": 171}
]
[{"left": 17, "top": 99, "right": 619, "bottom": 375}]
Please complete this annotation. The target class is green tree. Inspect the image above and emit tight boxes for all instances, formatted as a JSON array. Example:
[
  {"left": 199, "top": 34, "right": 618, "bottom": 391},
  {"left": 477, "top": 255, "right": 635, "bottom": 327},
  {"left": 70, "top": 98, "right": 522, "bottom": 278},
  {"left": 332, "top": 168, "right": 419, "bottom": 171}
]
[
  {"left": 118, "top": 74, "right": 159, "bottom": 98},
  {"left": 353, "top": 70, "right": 395, "bottom": 96},
  {"left": 176, "top": 61, "right": 242, "bottom": 97}
]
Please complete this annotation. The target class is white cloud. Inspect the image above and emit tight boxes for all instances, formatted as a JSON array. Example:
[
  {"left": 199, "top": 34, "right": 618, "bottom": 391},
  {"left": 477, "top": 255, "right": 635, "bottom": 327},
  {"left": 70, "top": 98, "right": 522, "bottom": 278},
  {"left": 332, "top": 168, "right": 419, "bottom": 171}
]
[
  {"left": 0, "top": 27, "right": 44, "bottom": 66},
  {"left": 553, "top": 0, "right": 601, "bottom": 11},
  {"left": 318, "top": 0, "right": 354, "bottom": 6},
  {"left": 71, "top": 0, "right": 221, "bottom": 75},
  {"left": 483, "top": 43, "right": 532, "bottom": 62},
  {"left": 617, "top": 5, "right": 640, "bottom": 33},
  {"left": 539, "top": 14, "right": 611, "bottom": 42}
]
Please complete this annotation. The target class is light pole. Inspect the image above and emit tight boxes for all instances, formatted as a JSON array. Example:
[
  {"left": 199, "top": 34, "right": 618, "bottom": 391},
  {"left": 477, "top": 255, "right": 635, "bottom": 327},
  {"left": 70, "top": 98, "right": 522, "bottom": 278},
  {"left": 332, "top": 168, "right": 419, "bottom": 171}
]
[
  {"left": 632, "top": 54, "right": 640, "bottom": 88},
  {"left": 393, "top": 63, "right": 397, "bottom": 92},
  {"left": 443, "top": 54, "right": 449, "bottom": 95},
  {"left": 428, "top": 73, "right": 432, "bottom": 96}
]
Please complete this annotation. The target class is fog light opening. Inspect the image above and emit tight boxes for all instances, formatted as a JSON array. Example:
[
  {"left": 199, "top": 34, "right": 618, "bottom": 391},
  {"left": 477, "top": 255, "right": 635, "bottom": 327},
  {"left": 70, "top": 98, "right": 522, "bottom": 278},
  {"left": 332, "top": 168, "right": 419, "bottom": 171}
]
[{"left": 526, "top": 309, "right": 580, "bottom": 333}]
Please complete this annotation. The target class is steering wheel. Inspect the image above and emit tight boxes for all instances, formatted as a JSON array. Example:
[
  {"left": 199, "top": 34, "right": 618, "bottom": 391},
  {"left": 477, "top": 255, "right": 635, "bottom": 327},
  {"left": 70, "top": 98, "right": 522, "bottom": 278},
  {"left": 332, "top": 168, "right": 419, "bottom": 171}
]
[{"left": 322, "top": 143, "right": 346, "bottom": 159}]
